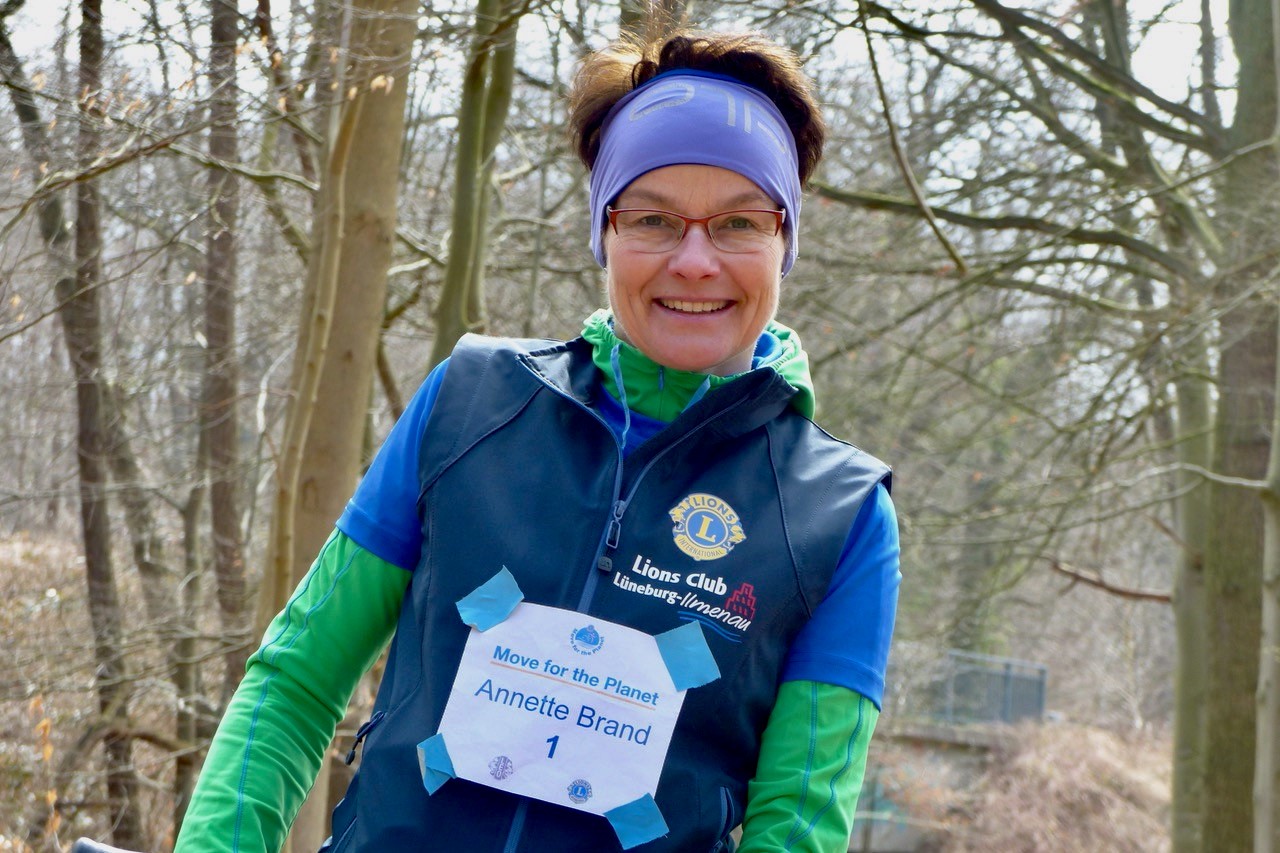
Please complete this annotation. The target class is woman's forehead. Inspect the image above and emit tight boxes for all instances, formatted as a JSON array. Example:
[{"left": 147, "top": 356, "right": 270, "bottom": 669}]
[{"left": 616, "top": 164, "right": 775, "bottom": 210}]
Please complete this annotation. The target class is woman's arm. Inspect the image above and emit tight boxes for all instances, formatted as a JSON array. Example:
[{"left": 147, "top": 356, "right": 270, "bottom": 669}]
[
  {"left": 740, "top": 483, "right": 899, "bottom": 850},
  {"left": 176, "top": 361, "right": 450, "bottom": 850},
  {"left": 738, "top": 680, "right": 878, "bottom": 852},
  {"left": 174, "top": 531, "right": 409, "bottom": 853}
]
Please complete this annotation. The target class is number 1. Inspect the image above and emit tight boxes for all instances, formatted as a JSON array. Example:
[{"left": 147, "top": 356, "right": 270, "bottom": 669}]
[{"left": 546, "top": 735, "right": 559, "bottom": 758}]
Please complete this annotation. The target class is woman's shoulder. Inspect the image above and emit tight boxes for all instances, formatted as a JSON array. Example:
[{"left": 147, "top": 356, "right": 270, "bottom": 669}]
[{"left": 769, "top": 408, "right": 890, "bottom": 477}]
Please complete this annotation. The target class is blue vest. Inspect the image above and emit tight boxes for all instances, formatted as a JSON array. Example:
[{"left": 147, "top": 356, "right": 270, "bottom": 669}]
[{"left": 324, "top": 335, "right": 890, "bottom": 852}]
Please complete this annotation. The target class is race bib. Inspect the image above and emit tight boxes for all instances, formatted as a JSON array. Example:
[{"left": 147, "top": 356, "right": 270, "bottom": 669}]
[{"left": 440, "top": 602, "right": 681, "bottom": 813}]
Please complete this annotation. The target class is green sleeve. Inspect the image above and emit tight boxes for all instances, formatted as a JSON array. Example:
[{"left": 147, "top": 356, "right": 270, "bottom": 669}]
[
  {"left": 174, "top": 530, "right": 410, "bottom": 853},
  {"left": 737, "top": 680, "right": 879, "bottom": 852}
]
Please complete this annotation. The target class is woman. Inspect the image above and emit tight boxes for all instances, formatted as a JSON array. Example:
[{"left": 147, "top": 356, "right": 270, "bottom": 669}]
[{"left": 175, "top": 29, "right": 898, "bottom": 853}]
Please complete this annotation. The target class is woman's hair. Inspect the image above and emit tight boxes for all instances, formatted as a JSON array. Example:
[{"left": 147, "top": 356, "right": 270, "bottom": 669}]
[{"left": 567, "top": 30, "right": 826, "bottom": 186}]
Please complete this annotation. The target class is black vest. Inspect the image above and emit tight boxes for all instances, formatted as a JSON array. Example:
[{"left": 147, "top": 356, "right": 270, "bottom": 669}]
[{"left": 324, "top": 335, "right": 890, "bottom": 852}]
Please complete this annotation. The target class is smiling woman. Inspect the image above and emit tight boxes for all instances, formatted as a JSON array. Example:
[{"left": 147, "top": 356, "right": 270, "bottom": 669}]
[{"left": 174, "top": 28, "right": 899, "bottom": 853}]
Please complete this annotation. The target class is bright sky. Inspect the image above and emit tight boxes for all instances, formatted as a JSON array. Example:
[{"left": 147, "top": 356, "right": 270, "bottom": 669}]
[{"left": 1130, "top": 0, "right": 1236, "bottom": 102}]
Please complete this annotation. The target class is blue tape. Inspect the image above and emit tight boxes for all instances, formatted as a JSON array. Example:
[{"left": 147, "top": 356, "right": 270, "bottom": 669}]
[
  {"left": 455, "top": 566, "right": 524, "bottom": 631},
  {"left": 654, "top": 621, "right": 721, "bottom": 691},
  {"left": 416, "top": 733, "right": 456, "bottom": 795},
  {"left": 605, "top": 794, "right": 669, "bottom": 849}
]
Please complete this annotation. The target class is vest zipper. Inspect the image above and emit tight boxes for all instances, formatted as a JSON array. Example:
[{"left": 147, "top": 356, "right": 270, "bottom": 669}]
[
  {"left": 590, "top": 392, "right": 753, "bottom": 590},
  {"left": 597, "top": 498, "right": 628, "bottom": 573}
]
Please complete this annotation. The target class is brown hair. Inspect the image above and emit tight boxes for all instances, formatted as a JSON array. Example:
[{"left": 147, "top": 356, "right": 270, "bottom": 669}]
[{"left": 567, "top": 30, "right": 826, "bottom": 186}]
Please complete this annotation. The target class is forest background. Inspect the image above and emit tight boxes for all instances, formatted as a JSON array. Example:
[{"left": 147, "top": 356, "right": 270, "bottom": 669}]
[{"left": 0, "top": 0, "right": 1277, "bottom": 851}]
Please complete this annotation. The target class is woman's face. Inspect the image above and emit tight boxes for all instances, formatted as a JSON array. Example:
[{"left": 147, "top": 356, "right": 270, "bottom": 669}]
[{"left": 604, "top": 164, "right": 785, "bottom": 377}]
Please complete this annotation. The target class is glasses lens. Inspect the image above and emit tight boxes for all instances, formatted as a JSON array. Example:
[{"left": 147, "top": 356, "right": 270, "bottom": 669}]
[
  {"left": 708, "top": 211, "right": 781, "bottom": 253},
  {"left": 612, "top": 210, "right": 684, "bottom": 252}
]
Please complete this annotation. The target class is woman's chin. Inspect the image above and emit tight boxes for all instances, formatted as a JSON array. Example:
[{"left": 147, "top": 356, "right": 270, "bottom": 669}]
[{"left": 650, "top": 346, "right": 752, "bottom": 377}]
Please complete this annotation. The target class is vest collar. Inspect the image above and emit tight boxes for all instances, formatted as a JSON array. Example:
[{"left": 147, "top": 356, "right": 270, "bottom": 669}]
[{"left": 517, "top": 337, "right": 797, "bottom": 447}]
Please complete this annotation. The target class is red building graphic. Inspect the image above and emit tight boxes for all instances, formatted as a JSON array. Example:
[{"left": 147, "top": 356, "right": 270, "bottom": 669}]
[{"left": 725, "top": 583, "right": 757, "bottom": 620}]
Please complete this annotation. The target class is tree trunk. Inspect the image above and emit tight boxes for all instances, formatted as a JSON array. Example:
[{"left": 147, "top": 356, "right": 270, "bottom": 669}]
[
  {"left": 98, "top": 385, "right": 204, "bottom": 831},
  {"left": 1204, "top": 3, "right": 1280, "bottom": 850},
  {"left": 1254, "top": 10, "right": 1280, "bottom": 850},
  {"left": 462, "top": 0, "right": 518, "bottom": 331},
  {"left": 291, "top": 1, "right": 417, "bottom": 848},
  {"left": 174, "top": 480, "right": 208, "bottom": 832},
  {"left": 254, "top": 3, "right": 355, "bottom": 640},
  {"left": 1258, "top": 319, "right": 1280, "bottom": 852},
  {"left": 205, "top": 0, "right": 252, "bottom": 708},
  {"left": 427, "top": 0, "right": 523, "bottom": 368},
  {"left": 1172, "top": 344, "right": 1213, "bottom": 853},
  {"left": 74, "top": 0, "right": 144, "bottom": 845},
  {"left": 254, "top": 0, "right": 340, "bottom": 639},
  {"left": 289, "top": 0, "right": 415, "bottom": 603},
  {"left": 1081, "top": 6, "right": 1215, "bottom": 844}
]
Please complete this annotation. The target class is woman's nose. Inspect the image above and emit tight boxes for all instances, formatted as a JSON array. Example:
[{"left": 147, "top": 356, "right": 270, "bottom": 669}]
[{"left": 667, "top": 224, "right": 721, "bottom": 278}]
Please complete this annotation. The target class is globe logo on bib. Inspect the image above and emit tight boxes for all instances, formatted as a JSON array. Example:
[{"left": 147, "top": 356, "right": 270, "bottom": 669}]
[
  {"left": 669, "top": 493, "right": 746, "bottom": 561},
  {"left": 569, "top": 624, "right": 604, "bottom": 655}
]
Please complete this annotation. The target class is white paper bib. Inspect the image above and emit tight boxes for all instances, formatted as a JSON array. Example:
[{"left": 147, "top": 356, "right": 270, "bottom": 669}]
[{"left": 437, "top": 602, "right": 683, "bottom": 815}]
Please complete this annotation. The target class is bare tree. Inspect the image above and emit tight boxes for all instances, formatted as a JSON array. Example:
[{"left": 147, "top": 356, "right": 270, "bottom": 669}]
[
  {"left": 203, "top": 0, "right": 252, "bottom": 712},
  {"left": 427, "top": 0, "right": 526, "bottom": 367}
]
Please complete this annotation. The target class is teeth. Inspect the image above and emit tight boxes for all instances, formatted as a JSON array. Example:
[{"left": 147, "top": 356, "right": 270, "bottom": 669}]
[{"left": 660, "top": 299, "right": 728, "bottom": 313}]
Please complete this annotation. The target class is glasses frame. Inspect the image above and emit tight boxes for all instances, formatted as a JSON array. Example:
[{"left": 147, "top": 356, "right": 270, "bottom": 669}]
[{"left": 605, "top": 206, "right": 786, "bottom": 254}]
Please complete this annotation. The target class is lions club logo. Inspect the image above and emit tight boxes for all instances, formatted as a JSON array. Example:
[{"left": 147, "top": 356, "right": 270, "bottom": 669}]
[
  {"left": 669, "top": 493, "right": 746, "bottom": 561},
  {"left": 567, "top": 778, "right": 593, "bottom": 804}
]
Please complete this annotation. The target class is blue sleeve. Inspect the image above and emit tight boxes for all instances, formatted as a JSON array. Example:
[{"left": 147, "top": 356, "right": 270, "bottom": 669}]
[
  {"left": 335, "top": 359, "right": 450, "bottom": 570},
  {"left": 781, "top": 483, "right": 899, "bottom": 709}
]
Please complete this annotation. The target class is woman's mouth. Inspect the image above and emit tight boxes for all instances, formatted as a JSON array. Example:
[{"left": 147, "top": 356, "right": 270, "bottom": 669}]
[{"left": 657, "top": 299, "right": 731, "bottom": 314}]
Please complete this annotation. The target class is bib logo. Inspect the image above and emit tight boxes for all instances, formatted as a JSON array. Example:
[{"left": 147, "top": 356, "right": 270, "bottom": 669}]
[
  {"left": 488, "top": 755, "right": 514, "bottom": 780},
  {"left": 569, "top": 624, "right": 604, "bottom": 655},
  {"left": 567, "top": 778, "right": 593, "bottom": 804},
  {"left": 669, "top": 493, "right": 746, "bottom": 561}
]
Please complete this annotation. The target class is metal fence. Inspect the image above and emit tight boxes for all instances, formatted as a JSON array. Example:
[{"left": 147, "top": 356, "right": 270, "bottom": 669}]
[{"left": 886, "top": 646, "right": 1047, "bottom": 725}]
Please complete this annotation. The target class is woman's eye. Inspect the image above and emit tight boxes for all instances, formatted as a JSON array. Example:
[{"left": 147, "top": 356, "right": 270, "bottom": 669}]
[
  {"left": 637, "top": 214, "right": 669, "bottom": 227},
  {"left": 719, "top": 215, "right": 759, "bottom": 231}
]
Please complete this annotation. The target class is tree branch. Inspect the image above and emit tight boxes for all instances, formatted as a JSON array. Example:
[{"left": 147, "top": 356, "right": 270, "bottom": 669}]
[
  {"left": 858, "top": 0, "right": 968, "bottom": 275},
  {"left": 253, "top": 0, "right": 318, "bottom": 182},
  {"left": 1047, "top": 558, "right": 1171, "bottom": 603},
  {"left": 1176, "top": 462, "right": 1270, "bottom": 493},
  {"left": 966, "top": 0, "right": 1226, "bottom": 148},
  {"left": 810, "top": 181, "right": 1202, "bottom": 284}
]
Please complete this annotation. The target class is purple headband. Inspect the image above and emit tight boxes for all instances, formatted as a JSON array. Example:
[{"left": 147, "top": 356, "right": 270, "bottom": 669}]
[{"left": 588, "top": 69, "right": 803, "bottom": 276}]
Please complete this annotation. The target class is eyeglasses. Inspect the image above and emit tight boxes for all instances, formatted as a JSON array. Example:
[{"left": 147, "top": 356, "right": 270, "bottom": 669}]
[{"left": 606, "top": 206, "right": 785, "bottom": 254}]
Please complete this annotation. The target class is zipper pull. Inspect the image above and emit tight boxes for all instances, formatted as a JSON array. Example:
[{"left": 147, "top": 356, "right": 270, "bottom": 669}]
[
  {"left": 598, "top": 499, "right": 627, "bottom": 573},
  {"left": 345, "top": 710, "right": 385, "bottom": 765}
]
